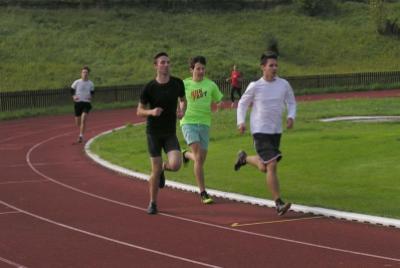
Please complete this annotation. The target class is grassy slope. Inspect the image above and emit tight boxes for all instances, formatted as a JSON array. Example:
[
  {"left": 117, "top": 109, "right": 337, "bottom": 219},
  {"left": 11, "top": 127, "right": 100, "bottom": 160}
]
[
  {"left": 90, "top": 98, "right": 400, "bottom": 218},
  {"left": 1, "top": 2, "right": 400, "bottom": 91}
]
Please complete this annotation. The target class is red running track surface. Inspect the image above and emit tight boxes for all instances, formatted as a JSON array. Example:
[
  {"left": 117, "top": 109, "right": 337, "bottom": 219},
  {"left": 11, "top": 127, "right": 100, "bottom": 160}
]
[{"left": 1, "top": 92, "right": 400, "bottom": 268}]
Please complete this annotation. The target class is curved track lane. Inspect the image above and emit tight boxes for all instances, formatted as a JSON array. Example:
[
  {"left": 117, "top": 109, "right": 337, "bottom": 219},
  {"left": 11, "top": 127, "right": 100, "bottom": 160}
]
[{"left": 1, "top": 96, "right": 400, "bottom": 267}]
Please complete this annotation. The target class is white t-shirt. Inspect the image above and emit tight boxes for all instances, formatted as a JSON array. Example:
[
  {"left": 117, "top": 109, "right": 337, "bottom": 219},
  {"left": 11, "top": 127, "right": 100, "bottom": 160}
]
[
  {"left": 71, "top": 79, "right": 94, "bottom": 102},
  {"left": 237, "top": 76, "right": 296, "bottom": 134}
]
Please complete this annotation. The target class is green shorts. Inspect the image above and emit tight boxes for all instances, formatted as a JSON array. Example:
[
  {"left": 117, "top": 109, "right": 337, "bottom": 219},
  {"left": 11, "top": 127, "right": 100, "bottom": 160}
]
[{"left": 181, "top": 124, "right": 210, "bottom": 150}]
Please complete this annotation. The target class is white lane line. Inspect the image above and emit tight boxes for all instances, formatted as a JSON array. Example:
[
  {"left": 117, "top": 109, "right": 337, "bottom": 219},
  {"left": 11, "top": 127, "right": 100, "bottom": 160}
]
[
  {"left": 19, "top": 125, "right": 221, "bottom": 267},
  {"left": 231, "top": 216, "right": 324, "bottom": 227},
  {"left": 0, "top": 256, "right": 27, "bottom": 268},
  {"left": 0, "top": 180, "right": 47, "bottom": 185},
  {"left": 0, "top": 147, "right": 25, "bottom": 151},
  {"left": 0, "top": 125, "right": 71, "bottom": 144},
  {"left": 0, "top": 164, "right": 28, "bottom": 168},
  {"left": 0, "top": 200, "right": 221, "bottom": 268},
  {"left": 0, "top": 211, "right": 20, "bottom": 215},
  {"left": 26, "top": 126, "right": 400, "bottom": 263},
  {"left": 0, "top": 162, "right": 86, "bottom": 169}
]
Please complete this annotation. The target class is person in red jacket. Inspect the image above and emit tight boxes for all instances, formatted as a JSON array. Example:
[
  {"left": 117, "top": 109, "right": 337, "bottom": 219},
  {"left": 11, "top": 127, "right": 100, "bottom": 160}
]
[{"left": 226, "top": 64, "right": 242, "bottom": 108}]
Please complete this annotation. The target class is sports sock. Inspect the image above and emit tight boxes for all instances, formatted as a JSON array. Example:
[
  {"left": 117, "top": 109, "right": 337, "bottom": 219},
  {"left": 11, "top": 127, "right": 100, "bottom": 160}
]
[{"left": 275, "top": 198, "right": 284, "bottom": 206}]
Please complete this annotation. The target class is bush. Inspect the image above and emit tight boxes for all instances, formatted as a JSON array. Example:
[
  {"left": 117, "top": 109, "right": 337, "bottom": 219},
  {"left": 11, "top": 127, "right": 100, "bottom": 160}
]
[
  {"left": 381, "top": 18, "right": 400, "bottom": 37},
  {"left": 369, "top": 0, "right": 400, "bottom": 37},
  {"left": 370, "top": 0, "right": 386, "bottom": 32},
  {"left": 294, "top": 0, "right": 336, "bottom": 16}
]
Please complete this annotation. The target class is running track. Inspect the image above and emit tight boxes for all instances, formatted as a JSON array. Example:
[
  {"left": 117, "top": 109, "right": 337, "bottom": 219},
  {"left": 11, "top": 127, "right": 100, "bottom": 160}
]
[{"left": 1, "top": 90, "right": 400, "bottom": 268}]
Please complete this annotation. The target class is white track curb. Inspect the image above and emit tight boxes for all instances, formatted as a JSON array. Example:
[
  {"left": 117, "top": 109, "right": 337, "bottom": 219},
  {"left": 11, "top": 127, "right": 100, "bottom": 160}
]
[
  {"left": 320, "top": 115, "right": 400, "bottom": 122},
  {"left": 85, "top": 125, "right": 400, "bottom": 229}
]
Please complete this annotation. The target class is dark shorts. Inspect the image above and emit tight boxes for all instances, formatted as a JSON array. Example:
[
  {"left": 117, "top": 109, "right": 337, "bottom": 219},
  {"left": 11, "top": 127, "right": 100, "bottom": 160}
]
[
  {"left": 230, "top": 86, "right": 242, "bottom": 102},
  {"left": 74, "top": 102, "right": 92, "bottom": 117},
  {"left": 146, "top": 133, "right": 181, "bottom": 157},
  {"left": 231, "top": 86, "right": 241, "bottom": 93},
  {"left": 253, "top": 133, "right": 282, "bottom": 163}
]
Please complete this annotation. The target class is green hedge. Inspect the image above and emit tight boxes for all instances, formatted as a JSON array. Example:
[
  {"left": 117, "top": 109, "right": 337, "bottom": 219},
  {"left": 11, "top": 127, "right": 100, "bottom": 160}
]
[{"left": 0, "top": 0, "right": 291, "bottom": 9}]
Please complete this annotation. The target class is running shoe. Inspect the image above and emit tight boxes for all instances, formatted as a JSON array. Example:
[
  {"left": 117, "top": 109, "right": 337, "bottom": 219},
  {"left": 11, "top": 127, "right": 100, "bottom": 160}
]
[
  {"left": 147, "top": 202, "right": 158, "bottom": 215},
  {"left": 159, "top": 170, "right": 165, "bottom": 188},
  {"left": 234, "top": 150, "right": 247, "bottom": 171},
  {"left": 200, "top": 191, "right": 214, "bottom": 204},
  {"left": 276, "top": 202, "right": 291, "bottom": 216}
]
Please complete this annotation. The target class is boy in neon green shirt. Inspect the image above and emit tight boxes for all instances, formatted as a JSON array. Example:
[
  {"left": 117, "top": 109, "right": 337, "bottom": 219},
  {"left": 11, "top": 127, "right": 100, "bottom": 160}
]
[{"left": 180, "top": 56, "right": 223, "bottom": 204}]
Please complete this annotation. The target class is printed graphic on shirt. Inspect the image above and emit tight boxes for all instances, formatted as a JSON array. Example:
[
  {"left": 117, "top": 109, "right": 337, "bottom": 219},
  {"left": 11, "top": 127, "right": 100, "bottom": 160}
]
[{"left": 191, "top": 89, "right": 208, "bottom": 101}]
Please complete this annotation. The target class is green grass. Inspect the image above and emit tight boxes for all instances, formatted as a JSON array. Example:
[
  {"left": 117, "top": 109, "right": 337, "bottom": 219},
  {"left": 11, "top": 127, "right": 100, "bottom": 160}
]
[
  {"left": 0, "top": 100, "right": 136, "bottom": 120},
  {"left": 1, "top": 1, "right": 400, "bottom": 92},
  {"left": 90, "top": 98, "right": 400, "bottom": 219}
]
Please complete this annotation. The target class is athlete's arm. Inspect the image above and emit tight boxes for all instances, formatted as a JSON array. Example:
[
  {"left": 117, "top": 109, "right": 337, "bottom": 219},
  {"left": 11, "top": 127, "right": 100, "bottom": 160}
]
[
  {"left": 177, "top": 96, "right": 186, "bottom": 119},
  {"left": 237, "top": 82, "right": 254, "bottom": 130},
  {"left": 285, "top": 82, "right": 296, "bottom": 129},
  {"left": 136, "top": 102, "right": 163, "bottom": 117},
  {"left": 71, "top": 88, "right": 79, "bottom": 101}
]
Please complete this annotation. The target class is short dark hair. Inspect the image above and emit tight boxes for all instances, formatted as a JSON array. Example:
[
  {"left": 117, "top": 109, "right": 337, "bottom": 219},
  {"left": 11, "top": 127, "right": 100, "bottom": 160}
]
[
  {"left": 260, "top": 51, "right": 278, "bottom": 66},
  {"left": 154, "top": 52, "right": 169, "bottom": 64},
  {"left": 82, "top": 66, "right": 90, "bottom": 73},
  {"left": 189, "top": 56, "right": 206, "bottom": 69}
]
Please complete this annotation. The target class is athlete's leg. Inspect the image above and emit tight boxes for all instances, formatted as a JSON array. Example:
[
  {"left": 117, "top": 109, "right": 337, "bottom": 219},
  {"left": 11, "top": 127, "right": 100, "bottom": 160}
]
[
  {"left": 188, "top": 142, "right": 207, "bottom": 192},
  {"left": 80, "top": 112, "right": 88, "bottom": 137},
  {"left": 75, "top": 116, "right": 81, "bottom": 127},
  {"left": 246, "top": 155, "right": 267, "bottom": 173},
  {"left": 149, "top": 157, "right": 163, "bottom": 203},
  {"left": 266, "top": 160, "right": 280, "bottom": 200},
  {"left": 164, "top": 150, "right": 182, "bottom": 171},
  {"left": 230, "top": 87, "right": 235, "bottom": 103}
]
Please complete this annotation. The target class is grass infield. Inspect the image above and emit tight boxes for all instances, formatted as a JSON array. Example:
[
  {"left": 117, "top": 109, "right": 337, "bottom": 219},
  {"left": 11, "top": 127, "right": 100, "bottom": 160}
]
[{"left": 90, "top": 98, "right": 400, "bottom": 219}]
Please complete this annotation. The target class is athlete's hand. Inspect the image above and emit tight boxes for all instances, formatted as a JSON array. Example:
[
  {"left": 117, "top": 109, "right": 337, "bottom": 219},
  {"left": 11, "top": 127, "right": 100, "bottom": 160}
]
[
  {"left": 238, "top": 123, "right": 246, "bottom": 134},
  {"left": 216, "top": 102, "right": 223, "bottom": 112},
  {"left": 72, "top": 95, "right": 79, "bottom": 101},
  {"left": 287, "top": 118, "right": 294, "bottom": 129},
  {"left": 176, "top": 109, "right": 184, "bottom": 119},
  {"left": 152, "top": 107, "right": 163, "bottom": 117}
]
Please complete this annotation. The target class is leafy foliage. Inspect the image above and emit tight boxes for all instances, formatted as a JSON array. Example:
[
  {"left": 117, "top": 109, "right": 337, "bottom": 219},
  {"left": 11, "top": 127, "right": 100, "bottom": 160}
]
[
  {"left": 369, "top": 0, "right": 400, "bottom": 37},
  {"left": 294, "top": 0, "right": 336, "bottom": 16}
]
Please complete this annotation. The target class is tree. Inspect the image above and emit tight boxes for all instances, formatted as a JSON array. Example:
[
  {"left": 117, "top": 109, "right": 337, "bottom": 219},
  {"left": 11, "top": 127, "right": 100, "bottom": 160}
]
[
  {"left": 294, "top": 0, "right": 335, "bottom": 16},
  {"left": 370, "top": 0, "right": 400, "bottom": 37},
  {"left": 369, "top": 0, "right": 386, "bottom": 33}
]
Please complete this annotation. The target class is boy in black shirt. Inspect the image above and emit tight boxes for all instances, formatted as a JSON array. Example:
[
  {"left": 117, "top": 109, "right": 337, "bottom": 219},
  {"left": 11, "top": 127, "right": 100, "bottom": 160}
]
[{"left": 137, "top": 52, "right": 186, "bottom": 214}]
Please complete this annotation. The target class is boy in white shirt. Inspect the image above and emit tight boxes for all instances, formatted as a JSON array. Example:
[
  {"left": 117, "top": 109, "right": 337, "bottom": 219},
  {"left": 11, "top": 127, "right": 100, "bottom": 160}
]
[
  {"left": 71, "top": 66, "right": 94, "bottom": 143},
  {"left": 235, "top": 52, "right": 296, "bottom": 216}
]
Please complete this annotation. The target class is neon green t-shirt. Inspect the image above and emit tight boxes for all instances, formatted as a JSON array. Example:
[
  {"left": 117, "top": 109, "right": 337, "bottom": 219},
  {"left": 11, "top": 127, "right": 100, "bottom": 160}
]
[{"left": 180, "top": 77, "right": 223, "bottom": 126}]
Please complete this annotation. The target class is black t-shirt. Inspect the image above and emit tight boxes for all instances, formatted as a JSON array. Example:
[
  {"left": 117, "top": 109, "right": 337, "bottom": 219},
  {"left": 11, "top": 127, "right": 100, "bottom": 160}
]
[{"left": 140, "top": 76, "right": 185, "bottom": 135}]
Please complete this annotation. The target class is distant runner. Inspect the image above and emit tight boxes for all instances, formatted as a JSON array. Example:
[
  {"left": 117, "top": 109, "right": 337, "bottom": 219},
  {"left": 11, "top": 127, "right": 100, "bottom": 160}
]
[{"left": 71, "top": 66, "right": 94, "bottom": 143}]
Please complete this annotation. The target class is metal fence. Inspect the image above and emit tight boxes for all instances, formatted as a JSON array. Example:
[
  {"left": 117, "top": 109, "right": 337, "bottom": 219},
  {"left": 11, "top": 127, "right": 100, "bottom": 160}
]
[{"left": 1, "top": 70, "right": 400, "bottom": 112}]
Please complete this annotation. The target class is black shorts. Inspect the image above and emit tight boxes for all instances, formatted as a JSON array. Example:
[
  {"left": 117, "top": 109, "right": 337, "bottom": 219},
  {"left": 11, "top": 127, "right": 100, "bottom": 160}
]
[
  {"left": 74, "top": 102, "right": 92, "bottom": 116},
  {"left": 231, "top": 86, "right": 241, "bottom": 93},
  {"left": 146, "top": 133, "right": 181, "bottom": 157},
  {"left": 253, "top": 133, "right": 282, "bottom": 163}
]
